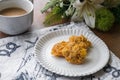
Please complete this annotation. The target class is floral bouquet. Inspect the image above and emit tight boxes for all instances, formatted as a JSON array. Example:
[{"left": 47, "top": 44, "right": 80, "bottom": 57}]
[{"left": 41, "top": 0, "right": 120, "bottom": 31}]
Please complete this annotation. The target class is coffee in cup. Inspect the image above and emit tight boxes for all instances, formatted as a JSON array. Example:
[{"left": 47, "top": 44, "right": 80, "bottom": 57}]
[
  {"left": 0, "top": 0, "right": 33, "bottom": 35},
  {"left": 0, "top": 7, "right": 27, "bottom": 17}
]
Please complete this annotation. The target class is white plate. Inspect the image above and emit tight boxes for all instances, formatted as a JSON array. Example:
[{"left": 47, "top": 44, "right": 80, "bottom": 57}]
[{"left": 35, "top": 29, "right": 110, "bottom": 77}]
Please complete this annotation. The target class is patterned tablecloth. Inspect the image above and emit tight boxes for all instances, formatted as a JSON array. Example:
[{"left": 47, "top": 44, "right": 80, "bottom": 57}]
[{"left": 0, "top": 22, "right": 120, "bottom": 80}]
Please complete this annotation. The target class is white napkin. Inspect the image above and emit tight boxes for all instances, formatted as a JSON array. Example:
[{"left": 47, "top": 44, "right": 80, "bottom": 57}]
[{"left": 0, "top": 22, "right": 120, "bottom": 80}]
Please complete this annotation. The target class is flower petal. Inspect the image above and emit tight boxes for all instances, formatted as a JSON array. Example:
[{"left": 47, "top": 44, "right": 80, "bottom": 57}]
[
  {"left": 71, "top": 9, "right": 83, "bottom": 22},
  {"left": 83, "top": 3, "right": 96, "bottom": 28}
]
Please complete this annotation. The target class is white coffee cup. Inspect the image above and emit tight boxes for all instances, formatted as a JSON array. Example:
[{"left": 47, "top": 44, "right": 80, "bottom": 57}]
[{"left": 0, "top": 0, "right": 33, "bottom": 35}]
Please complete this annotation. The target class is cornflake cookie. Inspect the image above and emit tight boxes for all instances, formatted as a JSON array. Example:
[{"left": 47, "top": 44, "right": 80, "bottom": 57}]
[
  {"left": 51, "top": 41, "right": 67, "bottom": 57},
  {"left": 62, "top": 42, "right": 87, "bottom": 64},
  {"left": 51, "top": 35, "right": 92, "bottom": 64},
  {"left": 69, "top": 35, "right": 91, "bottom": 49}
]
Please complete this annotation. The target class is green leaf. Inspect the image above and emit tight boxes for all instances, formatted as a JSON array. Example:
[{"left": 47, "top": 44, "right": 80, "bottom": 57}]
[
  {"left": 95, "top": 8, "right": 115, "bottom": 31},
  {"left": 43, "top": 6, "right": 70, "bottom": 26},
  {"left": 41, "top": 0, "right": 61, "bottom": 13}
]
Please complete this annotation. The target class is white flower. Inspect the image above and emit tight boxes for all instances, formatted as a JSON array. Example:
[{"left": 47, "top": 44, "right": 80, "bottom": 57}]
[{"left": 71, "top": 0, "right": 104, "bottom": 28}]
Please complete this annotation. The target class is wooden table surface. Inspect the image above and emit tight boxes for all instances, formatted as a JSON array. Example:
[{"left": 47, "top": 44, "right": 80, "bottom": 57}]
[{"left": 0, "top": 0, "right": 120, "bottom": 58}]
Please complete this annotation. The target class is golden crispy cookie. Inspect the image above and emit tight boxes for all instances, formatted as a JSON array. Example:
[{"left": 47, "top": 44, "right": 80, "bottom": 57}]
[
  {"left": 51, "top": 41, "right": 67, "bottom": 57},
  {"left": 69, "top": 35, "right": 91, "bottom": 48},
  {"left": 51, "top": 35, "right": 92, "bottom": 64},
  {"left": 62, "top": 42, "right": 87, "bottom": 64},
  {"left": 69, "top": 35, "right": 86, "bottom": 42}
]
